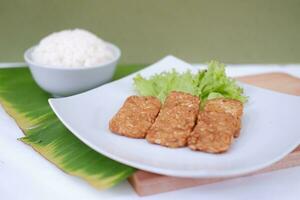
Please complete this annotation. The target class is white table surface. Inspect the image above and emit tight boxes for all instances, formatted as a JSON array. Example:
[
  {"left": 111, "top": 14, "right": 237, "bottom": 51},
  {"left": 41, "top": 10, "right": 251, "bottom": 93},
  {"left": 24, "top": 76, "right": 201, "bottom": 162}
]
[{"left": 1, "top": 63, "right": 300, "bottom": 200}]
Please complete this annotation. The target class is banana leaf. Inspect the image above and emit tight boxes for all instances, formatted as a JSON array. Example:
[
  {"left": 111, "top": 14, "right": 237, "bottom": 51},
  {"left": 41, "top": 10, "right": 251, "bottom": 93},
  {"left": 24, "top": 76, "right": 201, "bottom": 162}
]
[{"left": 0, "top": 64, "right": 145, "bottom": 189}]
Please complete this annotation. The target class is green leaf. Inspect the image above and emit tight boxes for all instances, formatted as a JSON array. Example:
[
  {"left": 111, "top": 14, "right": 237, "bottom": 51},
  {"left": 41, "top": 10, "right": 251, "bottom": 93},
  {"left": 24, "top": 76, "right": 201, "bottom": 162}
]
[
  {"left": 196, "top": 60, "right": 248, "bottom": 103},
  {"left": 0, "top": 65, "right": 145, "bottom": 189},
  {"left": 133, "top": 61, "right": 248, "bottom": 104},
  {"left": 134, "top": 69, "right": 198, "bottom": 102}
]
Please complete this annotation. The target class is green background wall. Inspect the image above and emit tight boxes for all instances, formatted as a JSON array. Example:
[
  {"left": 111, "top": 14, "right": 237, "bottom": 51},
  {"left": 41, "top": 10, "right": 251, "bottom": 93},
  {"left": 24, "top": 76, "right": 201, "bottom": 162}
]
[{"left": 0, "top": 0, "right": 299, "bottom": 64}]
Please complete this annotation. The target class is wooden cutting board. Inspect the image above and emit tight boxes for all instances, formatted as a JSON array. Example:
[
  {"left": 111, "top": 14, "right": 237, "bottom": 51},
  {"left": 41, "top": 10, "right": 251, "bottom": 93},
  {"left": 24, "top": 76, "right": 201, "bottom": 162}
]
[{"left": 128, "top": 72, "right": 300, "bottom": 196}]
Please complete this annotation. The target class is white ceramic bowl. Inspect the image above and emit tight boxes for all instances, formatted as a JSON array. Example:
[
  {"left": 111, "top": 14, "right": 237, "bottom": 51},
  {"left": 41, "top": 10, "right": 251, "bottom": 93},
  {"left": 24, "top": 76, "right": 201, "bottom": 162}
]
[{"left": 24, "top": 42, "right": 121, "bottom": 97}]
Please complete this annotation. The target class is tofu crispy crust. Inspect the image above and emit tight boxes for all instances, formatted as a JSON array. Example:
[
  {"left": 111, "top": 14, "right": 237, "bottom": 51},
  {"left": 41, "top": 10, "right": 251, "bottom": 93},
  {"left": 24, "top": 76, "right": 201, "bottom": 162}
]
[
  {"left": 109, "top": 96, "right": 161, "bottom": 138},
  {"left": 204, "top": 98, "right": 243, "bottom": 137},
  {"left": 146, "top": 91, "right": 199, "bottom": 148},
  {"left": 188, "top": 111, "right": 236, "bottom": 153}
]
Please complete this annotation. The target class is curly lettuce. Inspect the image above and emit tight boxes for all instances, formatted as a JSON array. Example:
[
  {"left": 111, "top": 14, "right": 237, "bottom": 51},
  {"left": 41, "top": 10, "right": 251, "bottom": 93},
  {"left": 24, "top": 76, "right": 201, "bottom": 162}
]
[
  {"left": 134, "top": 70, "right": 197, "bottom": 102},
  {"left": 133, "top": 60, "right": 248, "bottom": 104}
]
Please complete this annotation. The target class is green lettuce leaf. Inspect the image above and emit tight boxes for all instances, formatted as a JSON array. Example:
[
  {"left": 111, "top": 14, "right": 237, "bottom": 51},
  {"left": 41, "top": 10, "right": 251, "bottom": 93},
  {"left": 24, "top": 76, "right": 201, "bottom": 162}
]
[
  {"left": 196, "top": 60, "right": 248, "bottom": 103},
  {"left": 134, "top": 61, "right": 248, "bottom": 104},
  {"left": 134, "top": 70, "right": 197, "bottom": 102}
]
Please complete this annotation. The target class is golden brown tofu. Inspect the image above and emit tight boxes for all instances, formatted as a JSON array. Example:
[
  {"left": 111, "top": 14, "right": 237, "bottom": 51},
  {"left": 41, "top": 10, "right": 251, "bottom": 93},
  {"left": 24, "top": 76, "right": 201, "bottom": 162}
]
[
  {"left": 109, "top": 96, "right": 161, "bottom": 138},
  {"left": 188, "top": 111, "right": 236, "bottom": 153},
  {"left": 146, "top": 91, "right": 200, "bottom": 148},
  {"left": 204, "top": 98, "right": 243, "bottom": 137}
]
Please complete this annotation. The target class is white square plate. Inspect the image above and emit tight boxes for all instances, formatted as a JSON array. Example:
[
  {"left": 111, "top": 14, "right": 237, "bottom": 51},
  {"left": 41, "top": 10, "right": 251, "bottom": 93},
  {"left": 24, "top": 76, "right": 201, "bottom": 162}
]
[{"left": 49, "top": 56, "right": 300, "bottom": 178}]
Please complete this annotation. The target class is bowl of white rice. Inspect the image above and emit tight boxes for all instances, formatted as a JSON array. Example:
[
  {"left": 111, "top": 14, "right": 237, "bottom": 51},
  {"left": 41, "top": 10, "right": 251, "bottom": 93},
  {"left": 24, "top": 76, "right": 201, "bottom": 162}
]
[{"left": 24, "top": 29, "right": 121, "bottom": 96}]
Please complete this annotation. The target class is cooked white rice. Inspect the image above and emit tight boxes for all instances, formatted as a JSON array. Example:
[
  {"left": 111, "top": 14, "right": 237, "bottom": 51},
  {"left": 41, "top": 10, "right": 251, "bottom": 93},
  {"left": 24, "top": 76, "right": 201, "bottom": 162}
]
[{"left": 31, "top": 29, "right": 114, "bottom": 68}]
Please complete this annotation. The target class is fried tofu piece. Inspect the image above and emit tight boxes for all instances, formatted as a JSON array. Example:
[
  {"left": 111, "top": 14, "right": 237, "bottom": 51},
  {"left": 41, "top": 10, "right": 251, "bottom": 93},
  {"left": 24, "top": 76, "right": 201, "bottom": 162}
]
[
  {"left": 188, "top": 111, "right": 236, "bottom": 153},
  {"left": 146, "top": 91, "right": 199, "bottom": 148},
  {"left": 204, "top": 98, "right": 243, "bottom": 137},
  {"left": 109, "top": 96, "right": 161, "bottom": 138}
]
